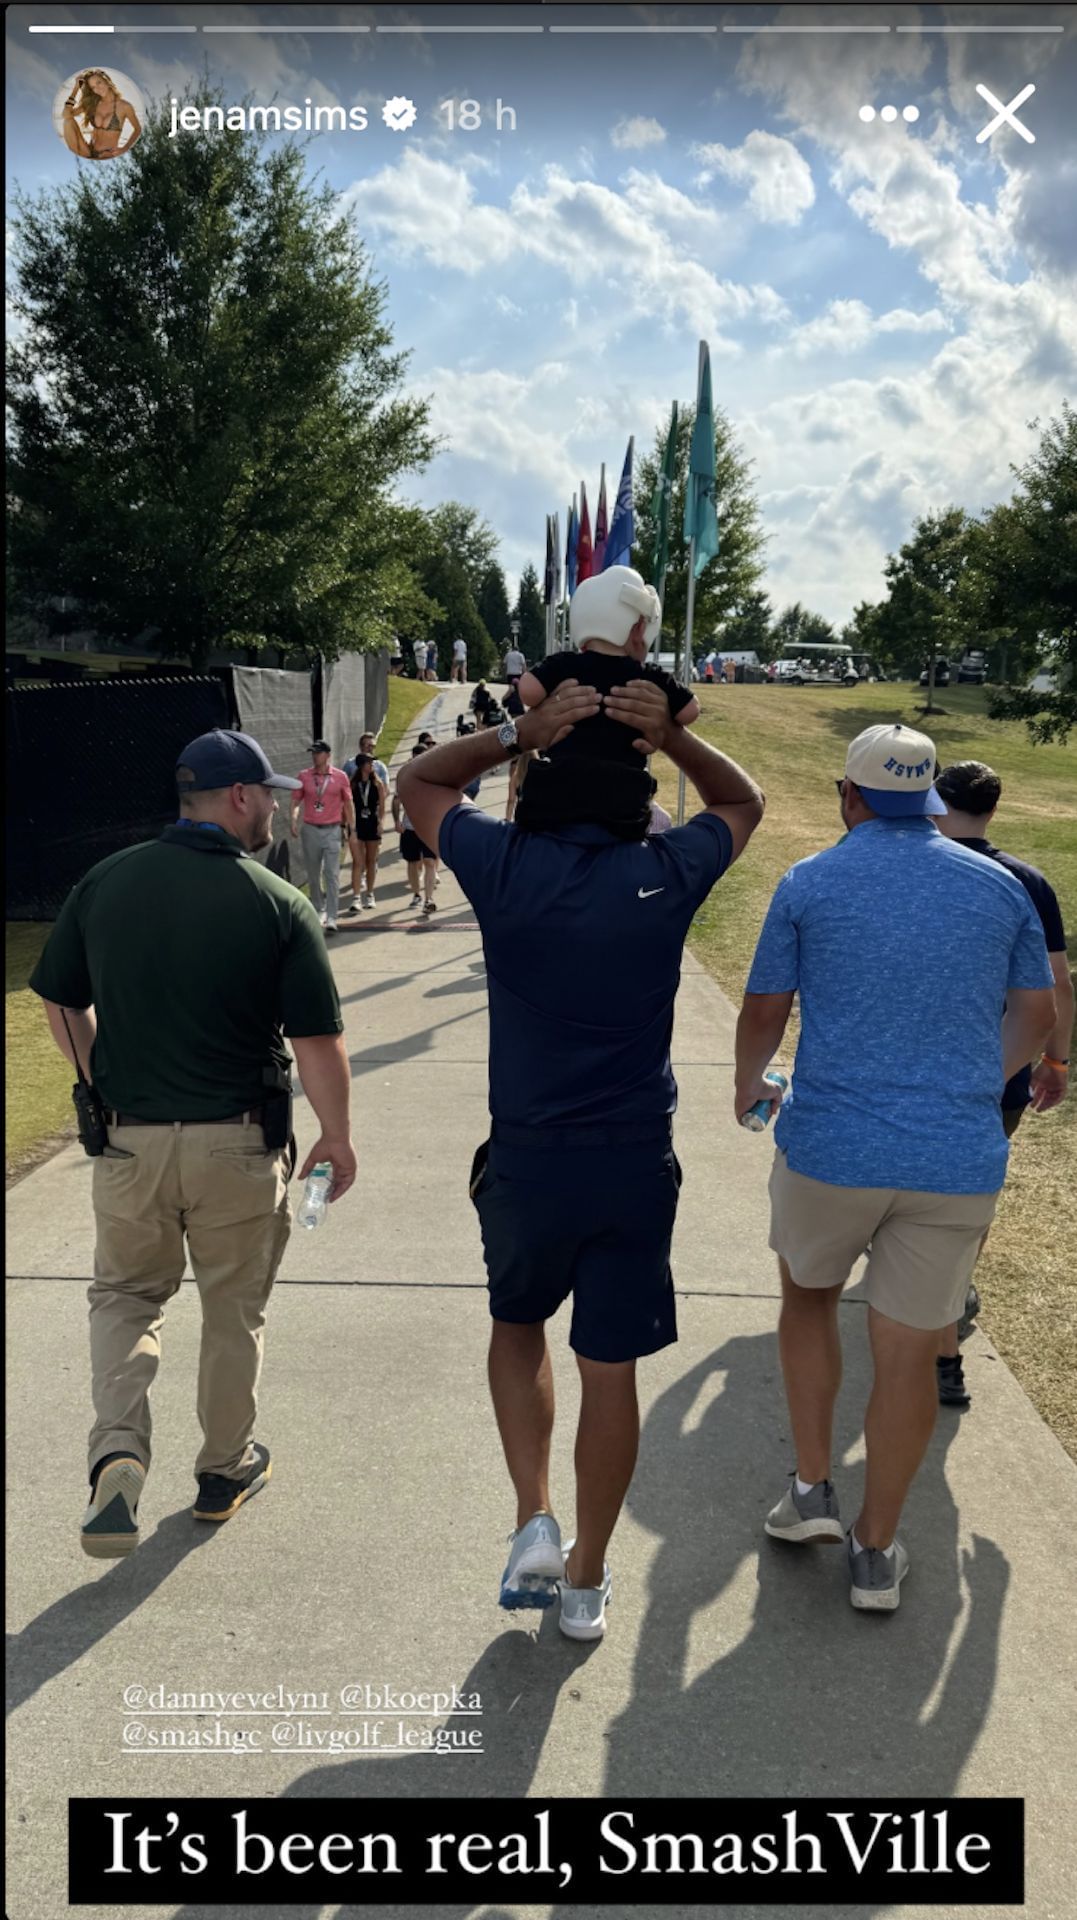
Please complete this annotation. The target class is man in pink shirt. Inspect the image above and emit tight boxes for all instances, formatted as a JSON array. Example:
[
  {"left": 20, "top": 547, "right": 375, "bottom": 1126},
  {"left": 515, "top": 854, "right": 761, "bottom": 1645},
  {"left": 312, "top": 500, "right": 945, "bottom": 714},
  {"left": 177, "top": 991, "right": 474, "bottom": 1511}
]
[{"left": 289, "top": 740, "right": 353, "bottom": 937}]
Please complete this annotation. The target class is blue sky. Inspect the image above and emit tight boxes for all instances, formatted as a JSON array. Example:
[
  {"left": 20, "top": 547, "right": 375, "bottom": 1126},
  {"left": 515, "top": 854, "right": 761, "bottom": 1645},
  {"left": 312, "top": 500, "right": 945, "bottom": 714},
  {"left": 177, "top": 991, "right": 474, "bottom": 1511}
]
[{"left": 7, "top": 3, "right": 1077, "bottom": 627}]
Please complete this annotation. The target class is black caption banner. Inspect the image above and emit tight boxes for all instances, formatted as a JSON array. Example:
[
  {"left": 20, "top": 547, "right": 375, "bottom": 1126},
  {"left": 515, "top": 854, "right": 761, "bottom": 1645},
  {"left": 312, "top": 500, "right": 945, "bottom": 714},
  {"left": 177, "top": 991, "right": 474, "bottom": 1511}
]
[{"left": 69, "top": 1797, "right": 1024, "bottom": 1906}]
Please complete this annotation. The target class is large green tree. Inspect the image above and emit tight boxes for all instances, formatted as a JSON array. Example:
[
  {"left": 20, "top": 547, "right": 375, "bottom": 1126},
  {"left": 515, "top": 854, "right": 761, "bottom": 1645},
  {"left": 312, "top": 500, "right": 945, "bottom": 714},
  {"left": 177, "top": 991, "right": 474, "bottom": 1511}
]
[
  {"left": 415, "top": 546, "right": 497, "bottom": 680},
  {"left": 513, "top": 562, "right": 546, "bottom": 661},
  {"left": 865, "top": 507, "right": 973, "bottom": 710},
  {"left": 770, "top": 601, "right": 835, "bottom": 655},
  {"left": 980, "top": 406, "right": 1077, "bottom": 744},
  {"left": 719, "top": 589, "right": 774, "bottom": 660},
  {"left": 632, "top": 402, "right": 766, "bottom": 658},
  {"left": 427, "top": 503, "right": 499, "bottom": 602},
  {"left": 7, "top": 88, "right": 434, "bottom": 667},
  {"left": 476, "top": 563, "right": 512, "bottom": 651}
]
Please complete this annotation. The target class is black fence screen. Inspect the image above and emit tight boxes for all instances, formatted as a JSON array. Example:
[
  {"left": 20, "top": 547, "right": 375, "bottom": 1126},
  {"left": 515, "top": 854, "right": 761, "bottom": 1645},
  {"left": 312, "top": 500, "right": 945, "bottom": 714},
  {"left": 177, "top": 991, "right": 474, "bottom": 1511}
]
[{"left": 6, "top": 676, "right": 231, "bottom": 921}]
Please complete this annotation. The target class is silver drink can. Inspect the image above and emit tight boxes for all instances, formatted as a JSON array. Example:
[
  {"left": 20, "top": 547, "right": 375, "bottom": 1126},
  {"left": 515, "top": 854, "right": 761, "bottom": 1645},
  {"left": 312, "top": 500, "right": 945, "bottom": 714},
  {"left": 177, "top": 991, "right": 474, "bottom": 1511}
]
[{"left": 740, "top": 1072, "right": 789, "bottom": 1132}]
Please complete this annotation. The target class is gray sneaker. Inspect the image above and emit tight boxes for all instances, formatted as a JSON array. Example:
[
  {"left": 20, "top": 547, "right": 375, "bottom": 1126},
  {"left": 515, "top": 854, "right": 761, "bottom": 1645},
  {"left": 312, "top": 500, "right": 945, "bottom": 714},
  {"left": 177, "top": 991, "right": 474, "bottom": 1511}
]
[
  {"left": 847, "top": 1531, "right": 909, "bottom": 1611},
  {"left": 558, "top": 1542, "right": 612, "bottom": 1642},
  {"left": 499, "top": 1511, "right": 562, "bottom": 1611},
  {"left": 764, "top": 1475, "right": 843, "bottom": 1544}
]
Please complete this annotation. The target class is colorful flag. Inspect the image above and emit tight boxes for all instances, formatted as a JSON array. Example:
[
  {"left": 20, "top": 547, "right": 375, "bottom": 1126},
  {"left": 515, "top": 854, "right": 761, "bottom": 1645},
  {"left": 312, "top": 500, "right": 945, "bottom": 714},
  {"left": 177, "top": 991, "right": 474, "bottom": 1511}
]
[
  {"left": 652, "top": 401, "right": 679, "bottom": 587},
  {"left": 683, "top": 343, "right": 720, "bottom": 578},
  {"left": 593, "top": 464, "right": 608, "bottom": 574},
  {"left": 603, "top": 437, "right": 634, "bottom": 571},
  {"left": 543, "top": 515, "right": 555, "bottom": 605},
  {"left": 552, "top": 510, "right": 562, "bottom": 605},
  {"left": 577, "top": 482, "right": 593, "bottom": 583},
  {"left": 566, "top": 495, "right": 580, "bottom": 598}
]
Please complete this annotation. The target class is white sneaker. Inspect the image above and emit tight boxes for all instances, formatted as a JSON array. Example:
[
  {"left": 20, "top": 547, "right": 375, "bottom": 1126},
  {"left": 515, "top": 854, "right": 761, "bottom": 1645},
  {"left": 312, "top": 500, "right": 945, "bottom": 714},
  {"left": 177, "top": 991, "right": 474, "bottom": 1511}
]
[
  {"left": 363, "top": 893, "right": 375, "bottom": 909},
  {"left": 409, "top": 892, "right": 422, "bottom": 908},
  {"left": 499, "top": 1512, "right": 563, "bottom": 1611},
  {"left": 558, "top": 1540, "right": 612, "bottom": 1641},
  {"left": 319, "top": 911, "right": 327, "bottom": 927}
]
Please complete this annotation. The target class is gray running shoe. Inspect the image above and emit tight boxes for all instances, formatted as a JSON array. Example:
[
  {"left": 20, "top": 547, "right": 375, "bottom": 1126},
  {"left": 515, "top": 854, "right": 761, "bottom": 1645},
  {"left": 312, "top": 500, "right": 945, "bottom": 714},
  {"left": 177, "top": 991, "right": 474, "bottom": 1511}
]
[
  {"left": 499, "top": 1511, "right": 562, "bottom": 1611},
  {"left": 765, "top": 1475, "right": 843, "bottom": 1544},
  {"left": 847, "top": 1531, "right": 909, "bottom": 1611},
  {"left": 957, "top": 1282, "right": 981, "bottom": 1343},
  {"left": 558, "top": 1541, "right": 612, "bottom": 1642}
]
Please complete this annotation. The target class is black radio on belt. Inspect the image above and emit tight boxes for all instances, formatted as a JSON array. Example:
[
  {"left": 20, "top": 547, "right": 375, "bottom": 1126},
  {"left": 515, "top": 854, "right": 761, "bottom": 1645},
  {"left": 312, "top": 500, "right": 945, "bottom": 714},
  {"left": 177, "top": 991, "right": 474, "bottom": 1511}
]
[
  {"left": 260, "top": 1063, "right": 294, "bottom": 1152},
  {"left": 61, "top": 1010, "right": 109, "bottom": 1157}
]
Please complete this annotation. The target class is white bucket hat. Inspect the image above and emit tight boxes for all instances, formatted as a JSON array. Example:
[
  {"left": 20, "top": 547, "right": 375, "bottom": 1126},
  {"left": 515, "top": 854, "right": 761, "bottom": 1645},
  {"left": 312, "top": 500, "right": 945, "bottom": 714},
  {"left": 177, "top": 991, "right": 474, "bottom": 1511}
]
[{"left": 569, "top": 565, "right": 663, "bottom": 651}]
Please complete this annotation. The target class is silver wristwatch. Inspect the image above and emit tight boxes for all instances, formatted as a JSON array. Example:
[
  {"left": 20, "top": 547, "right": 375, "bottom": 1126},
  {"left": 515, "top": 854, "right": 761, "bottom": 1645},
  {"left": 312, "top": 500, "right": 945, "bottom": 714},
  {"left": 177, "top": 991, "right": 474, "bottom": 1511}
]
[{"left": 496, "top": 718, "right": 522, "bottom": 758}]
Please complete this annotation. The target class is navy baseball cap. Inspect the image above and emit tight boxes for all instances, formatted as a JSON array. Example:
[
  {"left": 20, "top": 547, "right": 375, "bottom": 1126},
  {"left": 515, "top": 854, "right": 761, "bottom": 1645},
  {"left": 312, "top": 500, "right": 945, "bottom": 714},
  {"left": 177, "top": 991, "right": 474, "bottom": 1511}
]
[{"left": 176, "top": 729, "right": 302, "bottom": 793}]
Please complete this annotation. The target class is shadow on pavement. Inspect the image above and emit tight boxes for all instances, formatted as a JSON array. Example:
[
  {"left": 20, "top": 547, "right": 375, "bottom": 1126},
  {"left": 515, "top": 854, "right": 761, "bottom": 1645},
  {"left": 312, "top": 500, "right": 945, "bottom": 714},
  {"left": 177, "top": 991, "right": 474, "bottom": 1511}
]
[
  {"left": 6, "top": 1510, "right": 217, "bottom": 1719},
  {"left": 170, "top": 1620, "right": 592, "bottom": 1920},
  {"left": 552, "top": 1329, "right": 1008, "bottom": 1920}
]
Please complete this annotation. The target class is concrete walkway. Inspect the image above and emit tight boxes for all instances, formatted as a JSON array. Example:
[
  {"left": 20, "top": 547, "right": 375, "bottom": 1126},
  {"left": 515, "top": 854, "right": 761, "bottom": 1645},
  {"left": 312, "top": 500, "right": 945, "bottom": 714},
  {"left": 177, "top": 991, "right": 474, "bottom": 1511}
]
[{"left": 6, "top": 684, "right": 1076, "bottom": 1920}]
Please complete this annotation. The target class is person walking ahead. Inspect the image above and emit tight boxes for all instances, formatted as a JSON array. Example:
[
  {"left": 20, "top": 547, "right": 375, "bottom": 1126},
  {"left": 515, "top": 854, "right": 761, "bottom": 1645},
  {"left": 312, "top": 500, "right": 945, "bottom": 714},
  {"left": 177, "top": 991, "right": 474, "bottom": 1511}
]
[
  {"left": 933, "top": 759, "right": 1073, "bottom": 1409},
  {"left": 30, "top": 730, "right": 357, "bottom": 1558},
  {"left": 290, "top": 739, "right": 353, "bottom": 936},
  {"left": 736, "top": 724, "right": 1055, "bottom": 1613},
  {"left": 398, "top": 679, "right": 763, "bottom": 1642}
]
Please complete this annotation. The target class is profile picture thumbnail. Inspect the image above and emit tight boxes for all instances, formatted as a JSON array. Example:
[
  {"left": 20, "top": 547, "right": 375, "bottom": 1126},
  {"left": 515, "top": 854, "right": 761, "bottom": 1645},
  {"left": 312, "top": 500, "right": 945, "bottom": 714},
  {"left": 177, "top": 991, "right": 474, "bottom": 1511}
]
[{"left": 53, "top": 68, "right": 145, "bottom": 161}]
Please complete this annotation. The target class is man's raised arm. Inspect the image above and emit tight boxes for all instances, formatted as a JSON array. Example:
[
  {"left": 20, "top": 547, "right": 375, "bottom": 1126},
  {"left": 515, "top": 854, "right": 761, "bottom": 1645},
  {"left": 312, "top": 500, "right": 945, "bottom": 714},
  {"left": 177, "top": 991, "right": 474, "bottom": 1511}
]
[{"left": 396, "top": 681, "right": 603, "bottom": 853}]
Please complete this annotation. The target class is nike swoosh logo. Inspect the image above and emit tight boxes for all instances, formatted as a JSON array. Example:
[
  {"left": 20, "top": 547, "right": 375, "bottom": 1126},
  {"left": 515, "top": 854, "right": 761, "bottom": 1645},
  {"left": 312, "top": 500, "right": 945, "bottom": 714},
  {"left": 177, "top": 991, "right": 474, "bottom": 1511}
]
[{"left": 638, "top": 887, "right": 665, "bottom": 899}]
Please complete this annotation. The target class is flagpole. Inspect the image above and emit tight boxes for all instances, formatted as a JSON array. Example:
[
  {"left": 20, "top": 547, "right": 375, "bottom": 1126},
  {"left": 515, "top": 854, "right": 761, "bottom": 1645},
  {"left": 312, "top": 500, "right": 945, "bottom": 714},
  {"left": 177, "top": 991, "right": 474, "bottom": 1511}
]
[{"left": 677, "top": 537, "right": 697, "bottom": 825}]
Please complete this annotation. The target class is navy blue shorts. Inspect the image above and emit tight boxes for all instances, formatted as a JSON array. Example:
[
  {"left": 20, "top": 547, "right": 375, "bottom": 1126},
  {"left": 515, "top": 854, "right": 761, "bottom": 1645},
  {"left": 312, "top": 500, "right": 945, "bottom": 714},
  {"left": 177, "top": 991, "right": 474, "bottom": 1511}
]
[{"left": 469, "top": 1123, "right": 681, "bottom": 1363}]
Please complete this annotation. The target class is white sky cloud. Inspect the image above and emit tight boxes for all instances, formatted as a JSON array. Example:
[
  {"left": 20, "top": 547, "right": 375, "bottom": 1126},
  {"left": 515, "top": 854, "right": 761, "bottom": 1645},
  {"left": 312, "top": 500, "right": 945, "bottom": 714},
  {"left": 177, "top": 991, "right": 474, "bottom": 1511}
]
[
  {"left": 611, "top": 116, "right": 667, "bottom": 152},
  {"left": 781, "top": 297, "right": 950, "bottom": 358},
  {"left": 693, "top": 131, "right": 815, "bottom": 226},
  {"left": 347, "top": 152, "right": 788, "bottom": 347}
]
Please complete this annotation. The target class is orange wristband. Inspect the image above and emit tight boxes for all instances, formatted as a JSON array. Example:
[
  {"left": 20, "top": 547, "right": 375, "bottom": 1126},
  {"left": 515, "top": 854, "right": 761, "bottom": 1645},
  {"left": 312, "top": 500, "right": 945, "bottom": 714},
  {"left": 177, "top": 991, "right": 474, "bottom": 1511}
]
[{"left": 1042, "top": 1055, "right": 1069, "bottom": 1070}]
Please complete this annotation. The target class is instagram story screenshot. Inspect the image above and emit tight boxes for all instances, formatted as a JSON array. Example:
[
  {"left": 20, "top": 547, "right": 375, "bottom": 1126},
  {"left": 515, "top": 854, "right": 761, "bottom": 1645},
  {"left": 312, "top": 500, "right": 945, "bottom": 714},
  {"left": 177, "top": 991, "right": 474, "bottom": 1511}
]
[{"left": 4, "top": 3, "right": 1076, "bottom": 1917}]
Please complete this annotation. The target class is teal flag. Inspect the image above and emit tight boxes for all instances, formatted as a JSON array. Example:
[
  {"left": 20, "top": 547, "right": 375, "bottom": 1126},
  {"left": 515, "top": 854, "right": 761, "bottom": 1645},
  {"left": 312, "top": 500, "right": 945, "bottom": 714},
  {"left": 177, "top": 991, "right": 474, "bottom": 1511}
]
[{"left": 683, "top": 342, "right": 719, "bottom": 578}]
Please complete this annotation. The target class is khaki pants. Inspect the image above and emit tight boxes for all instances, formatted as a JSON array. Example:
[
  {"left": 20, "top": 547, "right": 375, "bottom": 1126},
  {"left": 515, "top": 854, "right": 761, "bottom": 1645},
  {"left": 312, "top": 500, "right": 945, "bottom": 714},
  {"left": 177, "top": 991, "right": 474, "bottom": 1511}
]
[{"left": 88, "top": 1123, "right": 291, "bottom": 1482}]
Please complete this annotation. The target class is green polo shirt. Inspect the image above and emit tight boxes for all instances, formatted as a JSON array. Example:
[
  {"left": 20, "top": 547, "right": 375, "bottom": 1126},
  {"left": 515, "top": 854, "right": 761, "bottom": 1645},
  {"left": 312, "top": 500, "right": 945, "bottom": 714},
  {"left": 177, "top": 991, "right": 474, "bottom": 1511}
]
[{"left": 30, "top": 825, "right": 343, "bottom": 1121}]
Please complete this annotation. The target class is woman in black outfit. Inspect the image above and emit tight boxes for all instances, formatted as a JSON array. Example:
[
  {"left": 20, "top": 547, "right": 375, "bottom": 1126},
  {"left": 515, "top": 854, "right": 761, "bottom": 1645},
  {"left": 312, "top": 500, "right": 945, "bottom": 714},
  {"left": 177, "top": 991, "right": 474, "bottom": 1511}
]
[
  {"left": 346, "top": 753, "right": 387, "bottom": 912},
  {"left": 470, "top": 681, "right": 495, "bottom": 727}
]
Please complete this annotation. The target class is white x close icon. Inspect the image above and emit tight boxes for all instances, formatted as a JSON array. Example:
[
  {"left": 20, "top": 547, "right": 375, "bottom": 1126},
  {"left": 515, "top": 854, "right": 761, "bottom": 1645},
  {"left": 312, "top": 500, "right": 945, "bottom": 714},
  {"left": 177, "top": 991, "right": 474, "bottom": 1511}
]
[{"left": 975, "top": 82, "right": 1036, "bottom": 145}]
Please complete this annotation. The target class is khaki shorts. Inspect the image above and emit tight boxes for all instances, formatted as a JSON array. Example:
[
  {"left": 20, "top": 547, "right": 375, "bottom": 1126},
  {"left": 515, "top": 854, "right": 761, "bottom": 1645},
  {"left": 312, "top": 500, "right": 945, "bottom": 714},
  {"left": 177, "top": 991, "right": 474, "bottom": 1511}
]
[{"left": 768, "top": 1149, "right": 999, "bottom": 1331}]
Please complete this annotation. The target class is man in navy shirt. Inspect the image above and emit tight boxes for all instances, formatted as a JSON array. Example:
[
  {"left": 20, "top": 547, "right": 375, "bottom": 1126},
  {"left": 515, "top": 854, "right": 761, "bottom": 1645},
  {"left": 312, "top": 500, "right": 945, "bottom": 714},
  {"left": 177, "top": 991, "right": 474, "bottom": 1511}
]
[
  {"left": 934, "top": 760, "right": 1073, "bottom": 1407},
  {"left": 397, "top": 678, "right": 763, "bottom": 1641},
  {"left": 736, "top": 724, "right": 1054, "bottom": 1614}
]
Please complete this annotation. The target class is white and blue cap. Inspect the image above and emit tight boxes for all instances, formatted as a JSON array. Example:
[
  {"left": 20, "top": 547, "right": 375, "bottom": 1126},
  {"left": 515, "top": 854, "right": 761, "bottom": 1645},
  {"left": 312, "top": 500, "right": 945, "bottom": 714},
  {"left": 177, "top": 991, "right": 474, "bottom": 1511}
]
[
  {"left": 845, "top": 723, "right": 946, "bottom": 818},
  {"left": 176, "top": 728, "right": 302, "bottom": 793}
]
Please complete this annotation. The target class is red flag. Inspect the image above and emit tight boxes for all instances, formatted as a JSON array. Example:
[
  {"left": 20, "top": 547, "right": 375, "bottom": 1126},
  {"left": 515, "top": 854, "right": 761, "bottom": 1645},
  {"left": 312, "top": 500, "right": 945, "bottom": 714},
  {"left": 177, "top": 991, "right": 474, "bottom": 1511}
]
[
  {"left": 593, "top": 464, "right": 608, "bottom": 573},
  {"left": 577, "top": 481, "right": 594, "bottom": 583}
]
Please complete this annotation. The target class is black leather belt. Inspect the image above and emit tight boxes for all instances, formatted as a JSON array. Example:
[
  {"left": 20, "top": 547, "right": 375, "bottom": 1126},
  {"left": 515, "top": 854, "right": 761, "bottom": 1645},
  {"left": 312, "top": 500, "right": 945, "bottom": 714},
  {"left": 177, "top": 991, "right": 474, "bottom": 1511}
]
[{"left": 108, "top": 1108, "right": 268, "bottom": 1128}]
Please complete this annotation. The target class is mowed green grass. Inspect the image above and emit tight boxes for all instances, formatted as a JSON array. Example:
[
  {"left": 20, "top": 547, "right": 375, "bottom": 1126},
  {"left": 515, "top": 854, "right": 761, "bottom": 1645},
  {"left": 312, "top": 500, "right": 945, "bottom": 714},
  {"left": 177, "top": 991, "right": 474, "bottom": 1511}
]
[
  {"left": 377, "top": 675, "right": 434, "bottom": 763},
  {"left": 5, "top": 674, "right": 436, "bottom": 1183},
  {"left": 652, "top": 681, "right": 1077, "bottom": 1461}
]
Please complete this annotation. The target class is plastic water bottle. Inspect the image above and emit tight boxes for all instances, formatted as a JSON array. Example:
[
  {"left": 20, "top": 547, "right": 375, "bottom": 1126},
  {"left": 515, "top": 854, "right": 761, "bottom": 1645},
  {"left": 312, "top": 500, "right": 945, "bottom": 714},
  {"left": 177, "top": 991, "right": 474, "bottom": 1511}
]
[
  {"left": 296, "top": 1162, "right": 333, "bottom": 1230},
  {"left": 739, "top": 1072, "right": 789, "bottom": 1133}
]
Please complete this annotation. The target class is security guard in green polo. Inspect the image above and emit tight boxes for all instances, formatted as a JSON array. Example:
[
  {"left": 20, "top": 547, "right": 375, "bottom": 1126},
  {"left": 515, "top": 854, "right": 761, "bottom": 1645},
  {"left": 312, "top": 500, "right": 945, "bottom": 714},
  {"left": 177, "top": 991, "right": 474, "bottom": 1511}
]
[{"left": 31, "top": 729, "right": 357, "bottom": 1559}]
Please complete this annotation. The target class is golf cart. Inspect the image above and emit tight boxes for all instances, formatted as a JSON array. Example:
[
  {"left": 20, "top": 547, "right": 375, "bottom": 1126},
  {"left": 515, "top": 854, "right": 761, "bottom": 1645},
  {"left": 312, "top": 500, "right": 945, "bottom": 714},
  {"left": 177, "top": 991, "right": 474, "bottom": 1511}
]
[{"left": 919, "top": 657, "right": 951, "bottom": 688}]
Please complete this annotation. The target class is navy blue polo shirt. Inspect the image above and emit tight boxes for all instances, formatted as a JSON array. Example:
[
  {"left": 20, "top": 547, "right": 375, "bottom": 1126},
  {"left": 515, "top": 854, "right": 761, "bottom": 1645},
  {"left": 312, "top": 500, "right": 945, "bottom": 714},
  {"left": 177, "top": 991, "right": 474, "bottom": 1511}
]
[
  {"left": 439, "top": 806, "right": 733, "bottom": 1127},
  {"left": 954, "top": 837, "right": 1066, "bottom": 1110}
]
